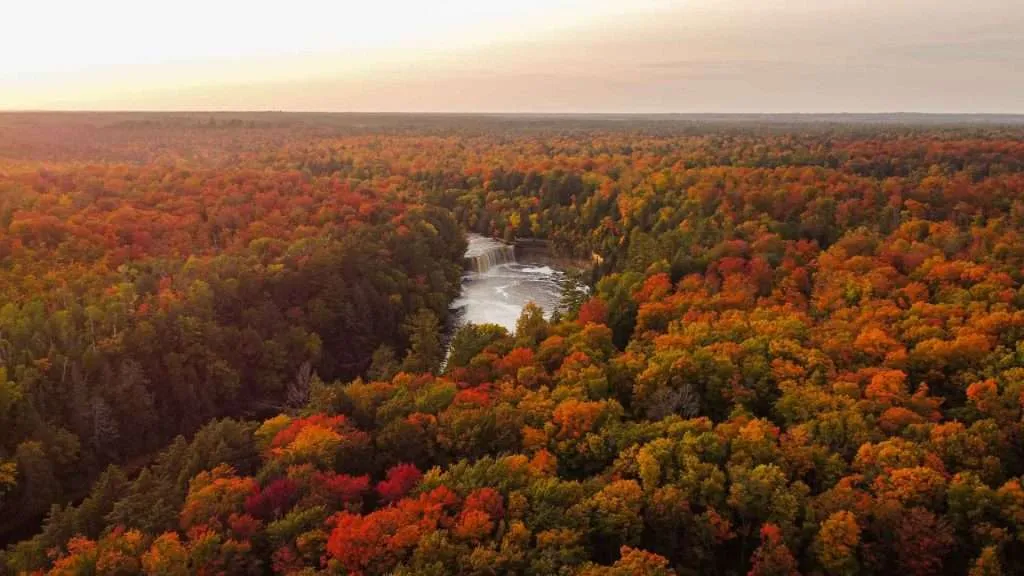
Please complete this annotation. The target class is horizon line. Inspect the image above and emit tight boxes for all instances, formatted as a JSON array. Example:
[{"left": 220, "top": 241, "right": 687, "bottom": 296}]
[{"left": 2, "top": 110, "right": 1024, "bottom": 119}]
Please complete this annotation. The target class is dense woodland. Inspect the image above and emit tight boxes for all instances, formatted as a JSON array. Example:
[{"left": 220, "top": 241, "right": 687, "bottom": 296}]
[{"left": 1, "top": 113, "right": 1024, "bottom": 575}]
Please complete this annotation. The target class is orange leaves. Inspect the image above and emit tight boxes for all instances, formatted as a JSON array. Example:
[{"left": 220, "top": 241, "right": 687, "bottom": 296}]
[
  {"left": 872, "top": 466, "right": 948, "bottom": 508},
  {"left": 48, "top": 529, "right": 148, "bottom": 576},
  {"left": 634, "top": 273, "right": 672, "bottom": 304},
  {"left": 142, "top": 533, "right": 189, "bottom": 576},
  {"left": 878, "top": 406, "right": 926, "bottom": 433},
  {"left": 454, "top": 488, "right": 504, "bottom": 541},
  {"left": 266, "top": 414, "right": 371, "bottom": 470},
  {"left": 47, "top": 536, "right": 98, "bottom": 576},
  {"left": 529, "top": 449, "right": 559, "bottom": 475},
  {"left": 11, "top": 119, "right": 1024, "bottom": 576},
  {"left": 552, "top": 399, "right": 612, "bottom": 440},
  {"left": 854, "top": 327, "right": 904, "bottom": 360},
  {"left": 270, "top": 415, "right": 348, "bottom": 450},
  {"left": 702, "top": 508, "right": 736, "bottom": 544},
  {"left": 453, "top": 509, "right": 494, "bottom": 541},
  {"left": 964, "top": 378, "right": 1018, "bottom": 421},
  {"left": 325, "top": 486, "right": 459, "bottom": 575},
  {"left": 576, "top": 546, "right": 676, "bottom": 576},
  {"left": 865, "top": 370, "right": 909, "bottom": 403},
  {"left": 815, "top": 511, "right": 861, "bottom": 575},
  {"left": 180, "top": 464, "right": 258, "bottom": 532},
  {"left": 498, "top": 347, "right": 536, "bottom": 376}
]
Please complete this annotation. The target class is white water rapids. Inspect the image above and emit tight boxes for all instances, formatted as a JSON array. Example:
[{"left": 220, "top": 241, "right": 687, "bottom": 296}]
[{"left": 452, "top": 235, "right": 565, "bottom": 332}]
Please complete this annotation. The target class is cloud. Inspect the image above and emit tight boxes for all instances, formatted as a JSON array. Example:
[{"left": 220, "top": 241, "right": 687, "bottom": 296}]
[{"left": 3, "top": 0, "right": 1022, "bottom": 112}]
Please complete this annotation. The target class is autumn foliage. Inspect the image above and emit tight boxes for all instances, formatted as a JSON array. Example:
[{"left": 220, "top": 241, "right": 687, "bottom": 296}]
[{"left": 4, "top": 114, "right": 1024, "bottom": 575}]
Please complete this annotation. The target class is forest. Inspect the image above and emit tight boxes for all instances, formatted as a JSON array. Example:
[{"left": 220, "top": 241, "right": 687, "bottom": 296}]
[{"left": 1, "top": 113, "right": 1024, "bottom": 575}]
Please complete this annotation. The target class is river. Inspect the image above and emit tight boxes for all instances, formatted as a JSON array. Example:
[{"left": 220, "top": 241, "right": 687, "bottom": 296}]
[{"left": 451, "top": 235, "right": 565, "bottom": 332}]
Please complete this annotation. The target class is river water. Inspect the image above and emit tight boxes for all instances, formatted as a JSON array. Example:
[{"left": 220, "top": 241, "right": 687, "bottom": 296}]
[{"left": 451, "top": 235, "right": 565, "bottom": 332}]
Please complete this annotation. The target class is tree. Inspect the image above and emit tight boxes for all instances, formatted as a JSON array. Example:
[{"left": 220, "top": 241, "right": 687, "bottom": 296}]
[
  {"left": 446, "top": 324, "right": 510, "bottom": 370},
  {"left": 748, "top": 524, "right": 799, "bottom": 576},
  {"left": 575, "top": 546, "right": 676, "bottom": 576},
  {"left": 969, "top": 546, "right": 1003, "bottom": 576},
  {"left": 515, "top": 302, "right": 548, "bottom": 347},
  {"left": 578, "top": 297, "right": 609, "bottom": 326},
  {"left": 142, "top": 533, "right": 190, "bottom": 576},
  {"left": 376, "top": 463, "right": 423, "bottom": 504},
  {"left": 815, "top": 510, "right": 860, "bottom": 575},
  {"left": 368, "top": 345, "right": 400, "bottom": 382},
  {"left": 402, "top": 309, "right": 443, "bottom": 375}
]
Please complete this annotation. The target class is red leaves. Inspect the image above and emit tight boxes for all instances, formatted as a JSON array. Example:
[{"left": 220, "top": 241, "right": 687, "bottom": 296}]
[
  {"left": 326, "top": 485, "right": 459, "bottom": 575},
  {"left": 453, "top": 509, "right": 494, "bottom": 541},
  {"left": 454, "top": 386, "right": 493, "bottom": 407},
  {"left": 578, "top": 297, "right": 609, "bottom": 326},
  {"left": 894, "top": 508, "right": 955, "bottom": 575},
  {"left": 498, "top": 347, "right": 536, "bottom": 375},
  {"left": 376, "top": 463, "right": 423, "bottom": 504},
  {"left": 245, "top": 478, "right": 298, "bottom": 519},
  {"left": 270, "top": 415, "right": 350, "bottom": 449},
  {"left": 464, "top": 487, "right": 504, "bottom": 518},
  {"left": 748, "top": 524, "right": 799, "bottom": 576},
  {"left": 314, "top": 472, "right": 371, "bottom": 506},
  {"left": 634, "top": 273, "right": 672, "bottom": 304}
]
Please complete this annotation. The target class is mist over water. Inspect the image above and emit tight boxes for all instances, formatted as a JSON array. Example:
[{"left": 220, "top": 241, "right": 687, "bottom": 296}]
[{"left": 453, "top": 235, "right": 564, "bottom": 332}]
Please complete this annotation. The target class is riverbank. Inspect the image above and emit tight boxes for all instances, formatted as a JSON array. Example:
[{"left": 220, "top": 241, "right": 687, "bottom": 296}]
[{"left": 514, "top": 241, "right": 593, "bottom": 274}]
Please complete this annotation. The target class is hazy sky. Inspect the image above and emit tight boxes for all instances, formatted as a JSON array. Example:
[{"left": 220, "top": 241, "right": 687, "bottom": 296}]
[{"left": 3, "top": 0, "right": 1022, "bottom": 112}]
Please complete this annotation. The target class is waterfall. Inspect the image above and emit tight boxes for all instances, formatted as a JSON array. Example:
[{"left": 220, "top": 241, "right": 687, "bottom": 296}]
[{"left": 464, "top": 235, "right": 516, "bottom": 273}]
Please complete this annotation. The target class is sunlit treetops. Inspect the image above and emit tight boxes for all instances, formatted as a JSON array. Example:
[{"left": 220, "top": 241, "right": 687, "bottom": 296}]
[{"left": 1, "top": 115, "right": 1024, "bottom": 574}]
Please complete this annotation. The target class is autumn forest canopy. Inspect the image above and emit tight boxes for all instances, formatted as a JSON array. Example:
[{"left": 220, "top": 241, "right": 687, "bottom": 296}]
[{"left": 1, "top": 113, "right": 1024, "bottom": 575}]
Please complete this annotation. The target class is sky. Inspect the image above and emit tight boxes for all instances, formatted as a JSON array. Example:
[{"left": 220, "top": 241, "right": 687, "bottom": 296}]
[{"left": 2, "top": 0, "right": 1022, "bottom": 113}]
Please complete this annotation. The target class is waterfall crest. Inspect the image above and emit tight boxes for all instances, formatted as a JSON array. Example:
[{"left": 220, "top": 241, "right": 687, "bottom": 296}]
[{"left": 464, "top": 236, "right": 516, "bottom": 273}]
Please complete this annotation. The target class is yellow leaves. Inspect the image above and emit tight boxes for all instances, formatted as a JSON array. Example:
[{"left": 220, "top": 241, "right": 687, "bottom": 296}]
[
  {"left": 637, "top": 440, "right": 670, "bottom": 493},
  {"left": 521, "top": 426, "right": 548, "bottom": 452},
  {"left": 281, "top": 425, "right": 343, "bottom": 460},
  {"left": 575, "top": 546, "right": 676, "bottom": 576},
  {"left": 140, "top": 532, "right": 188, "bottom": 569},
  {"left": 0, "top": 460, "right": 16, "bottom": 491},
  {"left": 588, "top": 480, "right": 644, "bottom": 543},
  {"left": 872, "top": 466, "right": 948, "bottom": 508},
  {"left": 969, "top": 546, "right": 1004, "bottom": 576},
  {"left": 911, "top": 332, "right": 993, "bottom": 371},
  {"left": 47, "top": 529, "right": 148, "bottom": 576},
  {"left": 0, "top": 369, "right": 22, "bottom": 416},
  {"left": 995, "top": 479, "right": 1024, "bottom": 528},
  {"left": 255, "top": 414, "right": 292, "bottom": 451},
  {"left": 180, "top": 464, "right": 257, "bottom": 531},
  {"left": 728, "top": 418, "right": 782, "bottom": 469},
  {"left": 593, "top": 480, "right": 643, "bottom": 511},
  {"left": 815, "top": 510, "right": 861, "bottom": 575},
  {"left": 536, "top": 527, "right": 582, "bottom": 550}
]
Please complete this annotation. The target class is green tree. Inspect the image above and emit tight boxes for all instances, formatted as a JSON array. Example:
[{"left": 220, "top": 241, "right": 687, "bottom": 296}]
[
  {"left": 401, "top": 309, "right": 443, "bottom": 374},
  {"left": 515, "top": 302, "right": 548, "bottom": 347}
]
